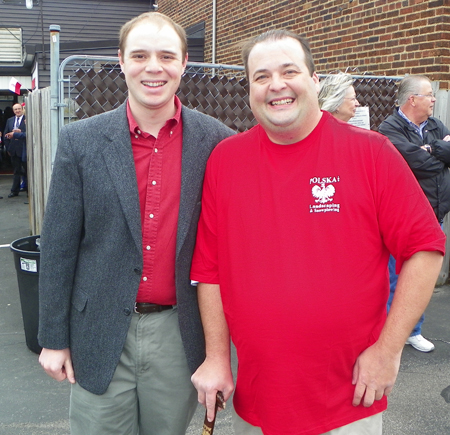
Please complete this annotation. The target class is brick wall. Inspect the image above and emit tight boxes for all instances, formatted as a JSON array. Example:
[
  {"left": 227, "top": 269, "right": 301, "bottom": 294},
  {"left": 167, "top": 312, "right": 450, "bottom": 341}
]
[{"left": 159, "top": 0, "right": 450, "bottom": 88}]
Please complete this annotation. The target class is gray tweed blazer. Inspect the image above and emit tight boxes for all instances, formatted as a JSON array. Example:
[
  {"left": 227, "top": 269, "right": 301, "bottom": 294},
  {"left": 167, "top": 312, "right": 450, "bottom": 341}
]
[{"left": 38, "top": 103, "right": 234, "bottom": 395}]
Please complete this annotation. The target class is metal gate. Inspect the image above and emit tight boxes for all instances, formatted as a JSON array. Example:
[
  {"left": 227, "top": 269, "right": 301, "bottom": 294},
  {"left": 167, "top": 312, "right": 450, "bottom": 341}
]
[{"left": 57, "top": 55, "right": 253, "bottom": 133}]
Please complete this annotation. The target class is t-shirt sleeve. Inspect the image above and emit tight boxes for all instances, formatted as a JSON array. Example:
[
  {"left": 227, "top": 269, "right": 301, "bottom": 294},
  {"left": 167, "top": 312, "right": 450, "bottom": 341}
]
[
  {"left": 191, "top": 154, "right": 220, "bottom": 284},
  {"left": 375, "top": 137, "right": 446, "bottom": 272}
]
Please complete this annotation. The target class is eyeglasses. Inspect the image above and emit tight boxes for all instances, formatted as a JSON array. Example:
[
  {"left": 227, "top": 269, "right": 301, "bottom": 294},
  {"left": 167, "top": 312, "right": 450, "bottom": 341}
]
[
  {"left": 344, "top": 97, "right": 358, "bottom": 102},
  {"left": 412, "top": 93, "right": 435, "bottom": 99}
]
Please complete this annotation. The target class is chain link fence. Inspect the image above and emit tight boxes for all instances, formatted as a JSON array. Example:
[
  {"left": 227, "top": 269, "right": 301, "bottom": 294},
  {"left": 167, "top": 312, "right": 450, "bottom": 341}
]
[
  {"left": 349, "top": 75, "right": 401, "bottom": 129},
  {"left": 59, "top": 55, "right": 402, "bottom": 133}
]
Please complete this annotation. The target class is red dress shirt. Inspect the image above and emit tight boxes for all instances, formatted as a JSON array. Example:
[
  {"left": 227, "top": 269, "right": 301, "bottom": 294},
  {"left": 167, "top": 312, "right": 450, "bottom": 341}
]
[{"left": 127, "top": 98, "right": 183, "bottom": 305}]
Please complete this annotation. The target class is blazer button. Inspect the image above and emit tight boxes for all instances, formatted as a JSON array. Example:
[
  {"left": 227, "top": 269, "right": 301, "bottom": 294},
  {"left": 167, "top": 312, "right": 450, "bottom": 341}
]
[
  {"left": 123, "top": 307, "right": 131, "bottom": 316},
  {"left": 134, "top": 268, "right": 141, "bottom": 275}
]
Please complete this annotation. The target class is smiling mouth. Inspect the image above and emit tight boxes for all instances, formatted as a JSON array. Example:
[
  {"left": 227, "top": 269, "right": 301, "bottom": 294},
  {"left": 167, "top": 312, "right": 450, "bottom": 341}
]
[
  {"left": 270, "top": 98, "right": 294, "bottom": 106},
  {"left": 142, "top": 81, "right": 166, "bottom": 88}
]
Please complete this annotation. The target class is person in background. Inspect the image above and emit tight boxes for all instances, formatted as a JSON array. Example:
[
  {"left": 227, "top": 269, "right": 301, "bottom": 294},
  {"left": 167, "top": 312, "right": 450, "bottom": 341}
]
[
  {"left": 190, "top": 30, "right": 444, "bottom": 435},
  {"left": 379, "top": 74, "right": 450, "bottom": 352},
  {"left": 0, "top": 137, "right": 2, "bottom": 199},
  {"left": 318, "top": 71, "right": 360, "bottom": 122},
  {"left": 5, "top": 122, "right": 27, "bottom": 195},
  {"left": 0, "top": 109, "right": 3, "bottom": 170},
  {"left": 1, "top": 106, "right": 13, "bottom": 134},
  {"left": 3, "top": 103, "right": 26, "bottom": 198},
  {"left": 0, "top": 114, "right": 2, "bottom": 199},
  {"left": 37, "top": 11, "right": 233, "bottom": 435}
]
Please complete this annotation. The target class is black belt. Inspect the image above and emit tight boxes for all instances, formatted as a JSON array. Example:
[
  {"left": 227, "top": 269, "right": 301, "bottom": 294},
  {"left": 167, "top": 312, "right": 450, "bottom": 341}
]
[{"left": 134, "top": 302, "right": 173, "bottom": 314}]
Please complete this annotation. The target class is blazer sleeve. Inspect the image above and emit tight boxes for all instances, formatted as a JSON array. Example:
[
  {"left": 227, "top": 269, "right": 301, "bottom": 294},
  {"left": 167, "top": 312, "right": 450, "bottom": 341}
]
[
  {"left": 38, "top": 126, "right": 84, "bottom": 349},
  {"left": 12, "top": 132, "right": 26, "bottom": 140}
]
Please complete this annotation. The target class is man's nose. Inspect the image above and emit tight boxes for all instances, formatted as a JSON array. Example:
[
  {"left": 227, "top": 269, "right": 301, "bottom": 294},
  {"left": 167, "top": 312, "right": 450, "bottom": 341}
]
[
  {"left": 145, "top": 56, "right": 163, "bottom": 72},
  {"left": 269, "top": 74, "right": 287, "bottom": 91}
]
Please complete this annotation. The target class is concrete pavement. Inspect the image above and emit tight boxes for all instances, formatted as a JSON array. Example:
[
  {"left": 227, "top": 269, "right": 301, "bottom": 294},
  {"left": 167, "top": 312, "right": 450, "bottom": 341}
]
[{"left": 0, "top": 173, "right": 449, "bottom": 434}]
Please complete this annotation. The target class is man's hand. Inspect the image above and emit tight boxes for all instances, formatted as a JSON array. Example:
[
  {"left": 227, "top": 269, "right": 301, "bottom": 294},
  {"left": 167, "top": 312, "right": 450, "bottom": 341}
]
[
  {"left": 39, "top": 348, "right": 76, "bottom": 384},
  {"left": 191, "top": 356, "right": 234, "bottom": 422},
  {"left": 352, "top": 341, "right": 401, "bottom": 407},
  {"left": 353, "top": 251, "right": 443, "bottom": 407}
]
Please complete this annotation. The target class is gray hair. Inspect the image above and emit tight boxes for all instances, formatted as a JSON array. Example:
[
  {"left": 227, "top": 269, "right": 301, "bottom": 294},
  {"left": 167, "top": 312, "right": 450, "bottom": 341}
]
[
  {"left": 397, "top": 75, "right": 431, "bottom": 106},
  {"left": 318, "top": 72, "right": 354, "bottom": 113}
]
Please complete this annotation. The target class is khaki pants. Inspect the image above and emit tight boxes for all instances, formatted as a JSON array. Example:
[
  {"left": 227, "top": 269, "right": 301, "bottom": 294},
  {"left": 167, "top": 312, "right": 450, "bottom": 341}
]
[
  {"left": 232, "top": 409, "right": 383, "bottom": 435},
  {"left": 70, "top": 308, "right": 197, "bottom": 435}
]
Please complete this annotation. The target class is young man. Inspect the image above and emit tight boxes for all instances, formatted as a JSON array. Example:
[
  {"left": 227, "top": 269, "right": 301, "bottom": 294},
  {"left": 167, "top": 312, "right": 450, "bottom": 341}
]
[
  {"left": 379, "top": 75, "right": 450, "bottom": 352},
  {"left": 190, "top": 30, "right": 445, "bottom": 435},
  {"left": 38, "top": 12, "right": 233, "bottom": 435}
]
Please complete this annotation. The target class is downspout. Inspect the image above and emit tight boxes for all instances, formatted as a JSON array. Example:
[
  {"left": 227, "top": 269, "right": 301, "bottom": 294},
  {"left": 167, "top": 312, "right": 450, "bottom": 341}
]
[
  {"left": 49, "top": 25, "right": 60, "bottom": 166},
  {"left": 40, "top": 0, "right": 46, "bottom": 70},
  {"left": 212, "top": 0, "right": 216, "bottom": 75}
]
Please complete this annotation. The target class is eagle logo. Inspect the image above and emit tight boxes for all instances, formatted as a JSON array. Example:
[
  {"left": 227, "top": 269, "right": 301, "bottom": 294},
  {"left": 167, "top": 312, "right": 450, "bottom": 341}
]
[{"left": 312, "top": 182, "right": 335, "bottom": 203}]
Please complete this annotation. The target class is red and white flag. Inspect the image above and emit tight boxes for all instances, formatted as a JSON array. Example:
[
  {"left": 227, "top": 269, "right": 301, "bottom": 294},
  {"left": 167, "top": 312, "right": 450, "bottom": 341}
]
[{"left": 9, "top": 77, "right": 21, "bottom": 95}]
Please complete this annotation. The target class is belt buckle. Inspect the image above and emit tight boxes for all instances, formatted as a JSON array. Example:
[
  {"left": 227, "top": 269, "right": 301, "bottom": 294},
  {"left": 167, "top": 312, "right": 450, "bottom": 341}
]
[{"left": 134, "top": 303, "right": 140, "bottom": 314}]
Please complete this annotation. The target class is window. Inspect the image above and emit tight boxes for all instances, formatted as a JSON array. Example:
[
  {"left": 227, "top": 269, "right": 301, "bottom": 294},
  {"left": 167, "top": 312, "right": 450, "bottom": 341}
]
[{"left": 0, "top": 28, "right": 23, "bottom": 64}]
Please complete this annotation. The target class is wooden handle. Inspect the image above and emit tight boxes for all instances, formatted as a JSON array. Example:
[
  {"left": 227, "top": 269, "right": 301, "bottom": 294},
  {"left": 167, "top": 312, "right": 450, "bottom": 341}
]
[{"left": 201, "top": 391, "right": 225, "bottom": 435}]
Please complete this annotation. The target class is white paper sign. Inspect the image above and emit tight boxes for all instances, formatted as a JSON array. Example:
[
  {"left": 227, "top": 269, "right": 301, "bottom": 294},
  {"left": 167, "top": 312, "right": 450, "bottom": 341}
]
[{"left": 349, "top": 106, "right": 370, "bottom": 130}]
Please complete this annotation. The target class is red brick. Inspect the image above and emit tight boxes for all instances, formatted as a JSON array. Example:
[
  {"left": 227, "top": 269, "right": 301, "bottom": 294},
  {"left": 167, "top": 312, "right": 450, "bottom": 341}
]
[{"left": 158, "top": 0, "right": 450, "bottom": 86}]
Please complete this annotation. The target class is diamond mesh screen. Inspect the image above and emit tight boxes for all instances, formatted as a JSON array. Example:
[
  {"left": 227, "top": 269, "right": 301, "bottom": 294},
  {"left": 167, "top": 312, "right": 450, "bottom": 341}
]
[{"left": 64, "top": 58, "right": 401, "bottom": 132}]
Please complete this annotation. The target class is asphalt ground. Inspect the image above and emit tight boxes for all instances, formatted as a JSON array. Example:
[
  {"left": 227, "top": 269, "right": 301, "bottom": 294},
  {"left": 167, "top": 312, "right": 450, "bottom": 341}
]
[{"left": 0, "top": 173, "right": 449, "bottom": 435}]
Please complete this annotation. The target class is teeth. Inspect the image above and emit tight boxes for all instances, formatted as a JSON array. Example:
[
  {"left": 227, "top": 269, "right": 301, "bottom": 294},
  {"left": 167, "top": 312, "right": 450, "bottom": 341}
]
[
  {"left": 271, "top": 98, "right": 293, "bottom": 106},
  {"left": 143, "top": 81, "right": 165, "bottom": 87}
]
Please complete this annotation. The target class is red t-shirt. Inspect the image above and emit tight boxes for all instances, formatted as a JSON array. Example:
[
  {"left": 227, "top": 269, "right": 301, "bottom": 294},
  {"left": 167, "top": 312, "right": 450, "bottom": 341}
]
[
  {"left": 191, "top": 112, "right": 445, "bottom": 435},
  {"left": 128, "top": 98, "right": 182, "bottom": 305}
]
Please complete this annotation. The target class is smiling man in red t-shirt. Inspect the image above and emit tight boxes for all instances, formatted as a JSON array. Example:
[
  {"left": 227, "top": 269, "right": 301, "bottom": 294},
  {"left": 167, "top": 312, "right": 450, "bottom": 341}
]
[{"left": 190, "top": 30, "right": 445, "bottom": 435}]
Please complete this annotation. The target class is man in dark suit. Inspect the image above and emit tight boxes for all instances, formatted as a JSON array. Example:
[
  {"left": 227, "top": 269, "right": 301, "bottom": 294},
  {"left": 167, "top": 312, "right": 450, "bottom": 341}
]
[
  {"left": 3, "top": 103, "right": 26, "bottom": 198},
  {"left": 38, "top": 12, "right": 234, "bottom": 435}
]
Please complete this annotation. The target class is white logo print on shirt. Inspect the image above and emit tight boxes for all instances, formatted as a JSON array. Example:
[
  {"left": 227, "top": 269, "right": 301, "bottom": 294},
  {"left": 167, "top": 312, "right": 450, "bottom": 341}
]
[
  {"left": 312, "top": 182, "right": 335, "bottom": 203},
  {"left": 309, "top": 176, "right": 340, "bottom": 213}
]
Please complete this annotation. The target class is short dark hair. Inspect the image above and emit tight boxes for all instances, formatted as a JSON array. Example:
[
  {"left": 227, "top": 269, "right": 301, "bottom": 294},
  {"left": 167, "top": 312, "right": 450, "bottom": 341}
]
[
  {"left": 119, "top": 12, "right": 187, "bottom": 59},
  {"left": 241, "top": 30, "right": 315, "bottom": 78}
]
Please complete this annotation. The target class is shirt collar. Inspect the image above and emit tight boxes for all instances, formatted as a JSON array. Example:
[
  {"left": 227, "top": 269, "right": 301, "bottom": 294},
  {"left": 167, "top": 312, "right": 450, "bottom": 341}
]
[
  {"left": 126, "top": 96, "right": 182, "bottom": 136},
  {"left": 398, "top": 107, "right": 428, "bottom": 138}
]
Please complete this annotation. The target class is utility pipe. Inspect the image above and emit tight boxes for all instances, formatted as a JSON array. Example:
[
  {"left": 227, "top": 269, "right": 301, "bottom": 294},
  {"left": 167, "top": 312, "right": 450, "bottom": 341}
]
[{"left": 212, "top": 0, "right": 216, "bottom": 75}]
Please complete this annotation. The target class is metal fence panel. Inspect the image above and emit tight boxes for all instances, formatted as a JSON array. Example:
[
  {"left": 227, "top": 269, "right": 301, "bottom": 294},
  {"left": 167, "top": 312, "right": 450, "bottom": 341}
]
[
  {"left": 58, "top": 56, "right": 255, "bottom": 132},
  {"left": 59, "top": 55, "right": 402, "bottom": 133}
]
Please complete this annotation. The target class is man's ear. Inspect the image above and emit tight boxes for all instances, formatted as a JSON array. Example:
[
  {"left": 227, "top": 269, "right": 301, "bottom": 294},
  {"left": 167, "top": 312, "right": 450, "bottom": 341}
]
[
  {"left": 312, "top": 72, "right": 320, "bottom": 94},
  {"left": 118, "top": 49, "right": 125, "bottom": 73},
  {"left": 182, "top": 53, "right": 188, "bottom": 74}
]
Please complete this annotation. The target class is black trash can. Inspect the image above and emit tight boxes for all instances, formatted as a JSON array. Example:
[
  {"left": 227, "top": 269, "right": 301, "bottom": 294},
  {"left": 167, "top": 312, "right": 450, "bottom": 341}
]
[{"left": 10, "top": 235, "right": 42, "bottom": 354}]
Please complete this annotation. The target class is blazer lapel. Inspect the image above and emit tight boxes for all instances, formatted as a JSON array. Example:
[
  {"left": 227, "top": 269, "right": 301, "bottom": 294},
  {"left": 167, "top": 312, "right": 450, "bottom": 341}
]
[
  {"left": 176, "top": 108, "right": 210, "bottom": 258},
  {"left": 100, "top": 104, "right": 142, "bottom": 252}
]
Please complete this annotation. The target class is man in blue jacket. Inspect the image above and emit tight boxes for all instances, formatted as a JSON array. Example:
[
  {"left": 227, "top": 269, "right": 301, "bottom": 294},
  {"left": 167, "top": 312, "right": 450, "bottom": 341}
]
[{"left": 379, "top": 74, "right": 450, "bottom": 352}]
